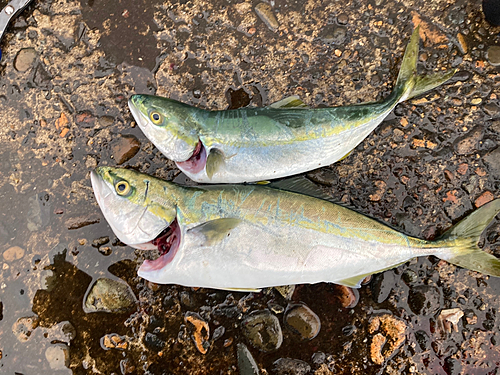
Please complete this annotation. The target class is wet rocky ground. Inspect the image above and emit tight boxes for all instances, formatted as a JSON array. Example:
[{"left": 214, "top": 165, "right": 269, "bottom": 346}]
[{"left": 0, "top": 0, "right": 500, "bottom": 373}]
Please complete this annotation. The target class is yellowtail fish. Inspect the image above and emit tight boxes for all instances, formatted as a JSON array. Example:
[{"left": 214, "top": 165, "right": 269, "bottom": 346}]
[
  {"left": 128, "top": 27, "right": 455, "bottom": 183},
  {"left": 91, "top": 167, "right": 500, "bottom": 291}
]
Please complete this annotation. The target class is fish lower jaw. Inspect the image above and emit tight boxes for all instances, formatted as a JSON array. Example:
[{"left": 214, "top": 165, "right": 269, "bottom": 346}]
[
  {"left": 139, "top": 219, "right": 181, "bottom": 273},
  {"left": 175, "top": 140, "right": 206, "bottom": 174}
]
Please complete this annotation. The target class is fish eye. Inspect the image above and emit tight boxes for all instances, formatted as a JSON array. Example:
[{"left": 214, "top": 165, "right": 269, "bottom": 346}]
[
  {"left": 115, "top": 181, "right": 131, "bottom": 196},
  {"left": 150, "top": 111, "right": 162, "bottom": 125}
]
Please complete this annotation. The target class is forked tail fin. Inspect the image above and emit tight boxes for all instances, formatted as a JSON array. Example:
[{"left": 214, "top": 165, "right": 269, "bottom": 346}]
[
  {"left": 394, "top": 26, "right": 456, "bottom": 103},
  {"left": 435, "top": 199, "right": 500, "bottom": 277}
]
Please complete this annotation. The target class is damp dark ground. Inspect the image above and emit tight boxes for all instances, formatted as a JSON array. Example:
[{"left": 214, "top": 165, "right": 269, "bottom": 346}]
[{"left": 1, "top": 0, "right": 500, "bottom": 373}]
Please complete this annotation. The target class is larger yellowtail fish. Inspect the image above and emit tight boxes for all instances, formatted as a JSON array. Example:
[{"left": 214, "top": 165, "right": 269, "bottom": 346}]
[
  {"left": 91, "top": 167, "right": 500, "bottom": 291},
  {"left": 128, "top": 27, "right": 455, "bottom": 183}
]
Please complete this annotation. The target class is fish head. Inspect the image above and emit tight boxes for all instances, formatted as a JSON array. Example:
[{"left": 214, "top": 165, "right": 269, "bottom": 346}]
[
  {"left": 91, "top": 166, "right": 177, "bottom": 250},
  {"left": 128, "top": 94, "right": 200, "bottom": 162}
]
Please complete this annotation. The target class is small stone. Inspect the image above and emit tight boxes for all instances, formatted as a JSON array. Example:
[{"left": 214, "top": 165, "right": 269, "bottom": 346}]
[
  {"left": 284, "top": 304, "right": 321, "bottom": 340},
  {"left": 102, "top": 333, "right": 128, "bottom": 350},
  {"left": 272, "top": 358, "right": 311, "bottom": 375},
  {"left": 483, "top": 102, "right": 500, "bottom": 117},
  {"left": 457, "top": 163, "right": 468, "bottom": 175},
  {"left": 337, "top": 13, "right": 348, "bottom": 25},
  {"left": 65, "top": 215, "right": 100, "bottom": 230},
  {"left": 111, "top": 134, "right": 141, "bottom": 165},
  {"left": 12, "top": 316, "right": 39, "bottom": 342},
  {"left": 254, "top": 3, "right": 279, "bottom": 31},
  {"left": 14, "top": 48, "right": 37, "bottom": 72},
  {"left": 237, "top": 343, "right": 260, "bottom": 375},
  {"left": 55, "top": 112, "right": 70, "bottom": 130},
  {"left": 408, "top": 285, "right": 442, "bottom": 316},
  {"left": 334, "top": 285, "right": 359, "bottom": 308},
  {"left": 484, "top": 148, "right": 500, "bottom": 178},
  {"left": 98, "top": 246, "right": 112, "bottom": 256},
  {"left": 455, "top": 127, "right": 482, "bottom": 155},
  {"left": 471, "top": 98, "right": 482, "bottom": 105},
  {"left": 487, "top": 46, "right": 500, "bottom": 66},
  {"left": 185, "top": 313, "right": 210, "bottom": 354},
  {"left": 75, "top": 111, "right": 95, "bottom": 128},
  {"left": 99, "top": 116, "right": 115, "bottom": 127},
  {"left": 45, "top": 343, "right": 70, "bottom": 370},
  {"left": 242, "top": 310, "right": 283, "bottom": 352},
  {"left": 84, "top": 278, "right": 137, "bottom": 313},
  {"left": 369, "top": 180, "right": 387, "bottom": 202},
  {"left": 475, "top": 191, "right": 494, "bottom": 208},
  {"left": 368, "top": 315, "right": 406, "bottom": 365},
  {"left": 92, "top": 236, "right": 110, "bottom": 248},
  {"left": 3, "top": 246, "right": 25, "bottom": 262},
  {"left": 274, "top": 285, "right": 295, "bottom": 299},
  {"left": 437, "top": 308, "right": 463, "bottom": 333},
  {"left": 456, "top": 33, "right": 467, "bottom": 54}
]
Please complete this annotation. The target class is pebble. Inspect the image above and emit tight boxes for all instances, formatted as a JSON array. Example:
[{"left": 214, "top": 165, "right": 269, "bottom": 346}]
[
  {"left": 75, "top": 111, "right": 96, "bottom": 128},
  {"left": 368, "top": 315, "right": 406, "bottom": 365},
  {"left": 455, "top": 127, "right": 482, "bottom": 155},
  {"left": 14, "top": 48, "right": 37, "bottom": 72},
  {"left": 49, "top": 321, "right": 77, "bottom": 343},
  {"left": 12, "top": 316, "right": 39, "bottom": 342},
  {"left": 3, "top": 246, "right": 25, "bottom": 262},
  {"left": 92, "top": 236, "right": 110, "bottom": 248},
  {"left": 84, "top": 278, "right": 137, "bottom": 313},
  {"left": 483, "top": 148, "right": 500, "bottom": 178},
  {"left": 414, "top": 330, "right": 430, "bottom": 351},
  {"left": 337, "top": 13, "right": 348, "bottom": 25},
  {"left": 237, "top": 343, "right": 260, "bottom": 375},
  {"left": 483, "top": 102, "right": 500, "bottom": 117},
  {"left": 272, "top": 358, "right": 311, "bottom": 375},
  {"left": 334, "top": 285, "right": 359, "bottom": 308},
  {"left": 474, "top": 191, "right": 494, "bottom": 208},
  {"left": 102, "top": 333, "right": 128, "bottom": 350},
  {"left": 111, "top": 134, "right": 141, "bottom": 165},
  {"left": 241, "top": 310, "right": 283, "bottom": 352},
  {"left": 408, "top": 285, "right": 442, "bottom": 316},
  {"left": 185, "top": 313, "right": 210, "bottom": 354},
  {"left": 487, "top": 46, "right": 500, "bottom": 66},
  {"left": 284, "top": 304, "right": 321, "bottom": 340},
  {"left": 45, "top": 343, "right": 70, "bottom": 370},
  {"left": 444, "top": 357, "right": 463, "bottom": 375},
  {"left": 369, "top": 180, "right": 387, "bottom": 202},
  {"left": 99, "top": 115, "right": 115, "bottom": 127},
  {"left": 274, "top": 285, "right": 295, "bottom": 300},
  {"left": 254, "top": 3, "right": 279, "bottom": 31},
  {"left": 65, "top": 215, "right": 100, "bottom": 230}
]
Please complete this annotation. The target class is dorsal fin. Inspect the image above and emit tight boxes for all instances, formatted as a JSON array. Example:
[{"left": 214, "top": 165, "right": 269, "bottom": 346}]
[{"left": 269, "top": 95, "right": 309, "bottom": 109}]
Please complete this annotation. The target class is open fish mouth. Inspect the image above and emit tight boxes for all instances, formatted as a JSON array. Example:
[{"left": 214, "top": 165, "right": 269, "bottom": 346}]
[
  {"left": 175, "top": 140, "right": 207, "bottom": 173},
  {"left": 140, "top": 219, "right": 181, "bottom": 272}
]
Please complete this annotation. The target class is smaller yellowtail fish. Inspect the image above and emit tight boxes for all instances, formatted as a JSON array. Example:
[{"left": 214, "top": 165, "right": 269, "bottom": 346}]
[
  {"left": 91, "top": 167, "right": 500, "bottom": 291},
  {"left": 128, "top": 27, "right": 455, "bottom": 183}
]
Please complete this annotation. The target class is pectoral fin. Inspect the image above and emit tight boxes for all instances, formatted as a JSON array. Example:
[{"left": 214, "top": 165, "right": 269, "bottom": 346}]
[
  {"left": 206, "top": 148, "right": 225, "bottom": 180},
  {"left": 269, "top": 95, "right": 308, "bottom": 109},
  {"left": 187, "top": 218, "right": 242, "bottom": 246}
]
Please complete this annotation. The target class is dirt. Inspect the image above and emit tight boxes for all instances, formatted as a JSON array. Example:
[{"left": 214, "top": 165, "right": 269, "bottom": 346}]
[{"left": 0, "top": 0, "right": 500, "bottom": 373}]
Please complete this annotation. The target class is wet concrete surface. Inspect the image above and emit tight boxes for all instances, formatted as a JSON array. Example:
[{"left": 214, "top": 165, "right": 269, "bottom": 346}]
[{"left": 0, "top": 0, "right": 500, "bottom": 373}]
